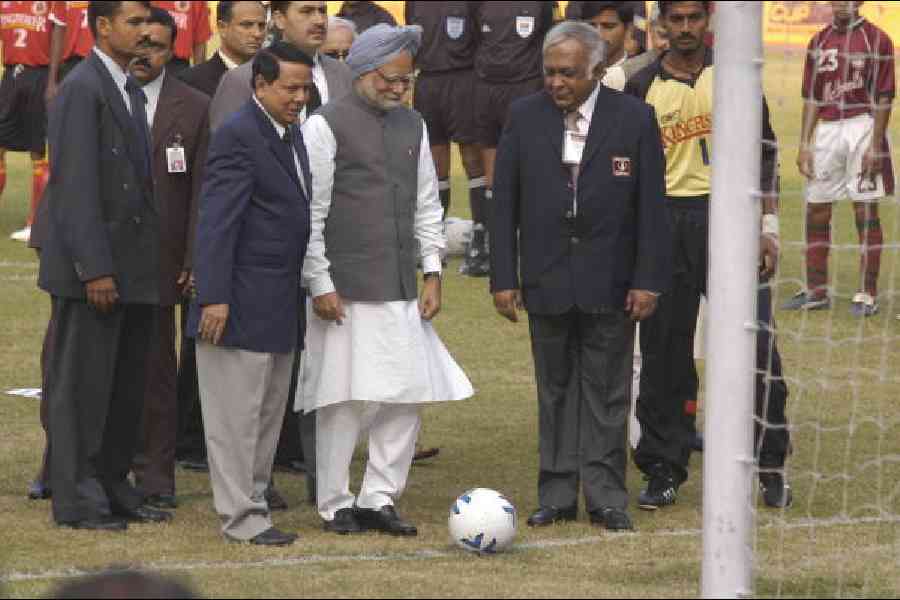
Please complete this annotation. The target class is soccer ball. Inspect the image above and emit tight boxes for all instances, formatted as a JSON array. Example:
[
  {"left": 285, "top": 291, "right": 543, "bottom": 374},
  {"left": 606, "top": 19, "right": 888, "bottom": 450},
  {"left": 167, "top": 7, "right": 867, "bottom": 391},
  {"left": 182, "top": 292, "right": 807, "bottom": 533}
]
[{"left": 448, "top": 488, "right": 517, "bottom": 554}]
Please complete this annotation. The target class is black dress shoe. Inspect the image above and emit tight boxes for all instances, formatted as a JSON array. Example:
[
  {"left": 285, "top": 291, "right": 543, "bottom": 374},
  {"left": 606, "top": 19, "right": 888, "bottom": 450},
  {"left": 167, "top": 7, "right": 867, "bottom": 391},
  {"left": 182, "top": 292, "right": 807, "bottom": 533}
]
[
  {"left": 114, "top": 505, "right": 173, "bottom": 523},
  {"left": 179, "top": 458, "right": 209, "bottom": 472},
  {"left": 323, "top": 507, "right": 364, "bottom": 535},
  {"left": 412, "top": 446, "right": 440, "bottom": 463},
  {"left": 526, "top": 506, "right": 577, "bottom": 527},
  {"left": 355, "top": 505, "right": 417, "bottom": 537},
  {"left": 265, "top": 485, "right": 288, "bottom": 511},
  {"left": 27, "top": 480, "right": 52, "bottom": 500},
  {"left": 144, "top": 494, "right": 178, "bottom": 510},
  {"left": 589, "top": 507, "right": 634, "bottom": 531},
  {"left": 59, "top": 516, "right": 128, "bottom": 531},
  {"left": 248, "top": 527, "right": 297, "bottom": 547}
]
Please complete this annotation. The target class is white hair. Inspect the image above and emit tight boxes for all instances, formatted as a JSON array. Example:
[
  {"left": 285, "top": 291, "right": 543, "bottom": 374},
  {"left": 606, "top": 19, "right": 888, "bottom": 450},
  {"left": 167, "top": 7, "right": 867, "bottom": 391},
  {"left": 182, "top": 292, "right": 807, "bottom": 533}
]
[
  {"left": 543, "top": 20, "right": 608, "bottom": 72},
  {"left": 328, "top": 16, "right": 358, "bottom": 38}
]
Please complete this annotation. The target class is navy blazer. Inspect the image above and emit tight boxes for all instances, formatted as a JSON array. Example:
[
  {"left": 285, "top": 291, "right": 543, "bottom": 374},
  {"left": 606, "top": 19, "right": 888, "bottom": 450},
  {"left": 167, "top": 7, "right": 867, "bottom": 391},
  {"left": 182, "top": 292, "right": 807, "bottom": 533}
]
[
  {"left": 188, "top": 100, "right": 312, "bottom": 354},
  {"left": 490, "top": 86, "right": 672, "bottom": 315}
]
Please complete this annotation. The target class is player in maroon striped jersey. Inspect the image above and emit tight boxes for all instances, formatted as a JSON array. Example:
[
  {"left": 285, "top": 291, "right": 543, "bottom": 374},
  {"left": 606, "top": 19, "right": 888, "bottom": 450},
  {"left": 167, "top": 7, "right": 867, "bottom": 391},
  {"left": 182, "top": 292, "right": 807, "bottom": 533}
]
[{"left": 786, "top": 1, "right": 895, "bottom": 317}]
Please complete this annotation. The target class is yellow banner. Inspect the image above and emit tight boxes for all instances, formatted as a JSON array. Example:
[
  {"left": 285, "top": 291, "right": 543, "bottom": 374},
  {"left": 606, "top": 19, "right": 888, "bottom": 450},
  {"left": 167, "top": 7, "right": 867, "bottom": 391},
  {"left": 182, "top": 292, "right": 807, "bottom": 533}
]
[{"left": 763, "top": 2, "right": 899, "bottom": 47}]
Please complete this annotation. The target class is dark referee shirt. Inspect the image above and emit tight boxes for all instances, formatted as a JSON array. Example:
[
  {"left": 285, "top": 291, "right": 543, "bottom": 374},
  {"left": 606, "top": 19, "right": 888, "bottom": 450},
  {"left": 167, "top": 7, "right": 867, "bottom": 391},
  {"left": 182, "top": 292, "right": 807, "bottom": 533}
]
[
  {"left": 336, "top": 1, "right": 397, "bottom": 34},
  {"left": 474, "top": 1, "right": 557, "bottom": 83},
  {"left": 405, "top": 1, "right": 478, "bottom": 74}
]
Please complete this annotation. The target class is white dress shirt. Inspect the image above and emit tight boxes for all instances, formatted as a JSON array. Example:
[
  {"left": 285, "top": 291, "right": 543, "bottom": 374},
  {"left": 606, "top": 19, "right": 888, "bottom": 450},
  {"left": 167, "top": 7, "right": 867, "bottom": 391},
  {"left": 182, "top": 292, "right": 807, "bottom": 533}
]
[
  {"left": 301, "top": 112, "right": 446, "bottom": 299},
  {"left": 298, "top": 53, "right": 328, "bottom": 124},
  {"left": 218, "top": 50, "right": 241, "bottom": 71},
  {"left": 253, "top": 95, "right": 308, "bottom": 199},
  {"left": 569, "top": 81, "right": 601, "bottom": 137},
  {"left": 142, "top": 70, "right": 165, "bottom": 128},
  {"left": 602, "top": 54, "right": 629, "bottom": 91},
  {"left": 93, "top": 47, "right": 131, "bottom": 113}
]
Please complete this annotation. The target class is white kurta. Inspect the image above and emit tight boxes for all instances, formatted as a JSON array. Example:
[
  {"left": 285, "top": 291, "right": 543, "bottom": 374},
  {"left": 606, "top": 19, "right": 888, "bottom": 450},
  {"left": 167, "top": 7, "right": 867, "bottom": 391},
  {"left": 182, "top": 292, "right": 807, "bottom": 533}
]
[{"left": 296, "top": 111, "right": 474, "bottom": 414}]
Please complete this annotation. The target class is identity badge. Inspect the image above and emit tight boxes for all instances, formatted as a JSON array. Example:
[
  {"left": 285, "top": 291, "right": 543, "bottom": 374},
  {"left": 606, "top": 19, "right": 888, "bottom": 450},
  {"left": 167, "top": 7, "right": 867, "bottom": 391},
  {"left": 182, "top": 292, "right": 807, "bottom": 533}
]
[
  {"left": 446, "top": 16, "right": 464, "bottom": 40},
  {"left": 563, "top": 131, "right": 586, "bottom": 166},
  {"left": 516, "top": 15, "right": 535, "bottom": 38},
  {"left": 167, "top": 135, "right": 187, "bottom": 174}
]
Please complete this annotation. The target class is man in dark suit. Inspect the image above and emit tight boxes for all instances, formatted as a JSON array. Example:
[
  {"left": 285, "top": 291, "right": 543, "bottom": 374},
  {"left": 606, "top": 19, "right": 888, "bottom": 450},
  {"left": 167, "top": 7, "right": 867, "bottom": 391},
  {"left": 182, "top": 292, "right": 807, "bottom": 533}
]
[
  {"left": 38, "top": 0, "right": 172, "bottom": 531},
  {"left": 178, "top": 1, "right": 267, "bottom": 98},
  {"left": 490, "top": 21, "right": 671, "bottom": 531},
  {"left": 173, "top": 0, "right": 267, "bottom": 477},
  {"left": 125, "top": 7, "right": 210, "bottom": 511},
  {"left": 188, "top": 42, "right": 313, "bottom": 546},
  {"left": 207, "top": 0, "right": 354, "bottom": 508}
]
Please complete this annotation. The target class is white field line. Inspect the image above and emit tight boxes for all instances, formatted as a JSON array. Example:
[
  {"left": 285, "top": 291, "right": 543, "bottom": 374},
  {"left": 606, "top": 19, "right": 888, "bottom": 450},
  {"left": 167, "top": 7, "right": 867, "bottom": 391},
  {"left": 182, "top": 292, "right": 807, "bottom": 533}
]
[
  {"left": 3, "top": 515, "right": 898, "bottom": 585},
  {"left": 0, "top": 261, "right": 38, "bottom": 269}
]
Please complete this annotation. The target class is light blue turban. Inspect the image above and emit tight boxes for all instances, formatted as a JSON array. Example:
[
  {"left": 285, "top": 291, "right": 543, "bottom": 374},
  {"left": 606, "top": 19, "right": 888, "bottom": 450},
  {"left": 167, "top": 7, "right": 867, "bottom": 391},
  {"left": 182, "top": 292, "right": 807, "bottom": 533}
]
[{"left": 345, "top": 24, "right": 423, "bottom": 78}]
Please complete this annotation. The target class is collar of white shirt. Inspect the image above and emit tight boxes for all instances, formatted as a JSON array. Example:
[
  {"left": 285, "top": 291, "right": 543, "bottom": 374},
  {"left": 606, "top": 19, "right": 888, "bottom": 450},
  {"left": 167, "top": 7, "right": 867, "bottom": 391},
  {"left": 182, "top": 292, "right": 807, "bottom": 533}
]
[
  {"left": 218, "top": 50, "right": 241, "bottom": 71},
  {"left": 574, "top": 82, "right": 601, "bottom": 129},
  {"left": 93, "top": 46, "right": 130, "bottom": 109},
  {"left": 141, "top": 69, "right": 166, "bottom": 126},
  {"left": 253, "top": 94, "right": 288, "bottom": 140}
]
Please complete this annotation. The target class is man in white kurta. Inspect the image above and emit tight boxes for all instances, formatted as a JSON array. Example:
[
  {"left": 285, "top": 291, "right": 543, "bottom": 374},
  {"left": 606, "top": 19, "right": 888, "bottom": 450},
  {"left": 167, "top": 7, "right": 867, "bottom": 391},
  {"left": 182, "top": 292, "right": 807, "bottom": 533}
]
[{"left": 299, "top": 24, "right": 472, "bottom": 536}]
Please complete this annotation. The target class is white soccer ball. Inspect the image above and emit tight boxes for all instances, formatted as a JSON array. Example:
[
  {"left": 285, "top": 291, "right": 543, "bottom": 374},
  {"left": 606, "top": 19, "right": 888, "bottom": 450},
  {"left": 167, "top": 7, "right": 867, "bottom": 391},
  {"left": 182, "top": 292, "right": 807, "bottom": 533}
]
[{"left": 448, "top": 488, "right": 517, "bottom": 554}]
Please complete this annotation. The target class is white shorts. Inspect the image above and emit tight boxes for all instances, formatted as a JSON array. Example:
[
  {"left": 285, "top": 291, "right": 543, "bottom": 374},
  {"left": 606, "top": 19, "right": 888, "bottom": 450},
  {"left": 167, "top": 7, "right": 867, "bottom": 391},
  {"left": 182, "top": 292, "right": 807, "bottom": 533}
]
[{"left": 806, "top": 114, "right": 894, "bottom": 204}]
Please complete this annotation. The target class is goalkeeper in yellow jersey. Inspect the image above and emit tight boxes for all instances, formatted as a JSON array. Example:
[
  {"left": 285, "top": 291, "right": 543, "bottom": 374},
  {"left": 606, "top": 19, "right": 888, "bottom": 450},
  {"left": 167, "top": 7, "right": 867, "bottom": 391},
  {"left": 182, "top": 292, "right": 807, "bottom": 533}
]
[{"left": 625, "top": 0, "right": 791, "bottom": 511}]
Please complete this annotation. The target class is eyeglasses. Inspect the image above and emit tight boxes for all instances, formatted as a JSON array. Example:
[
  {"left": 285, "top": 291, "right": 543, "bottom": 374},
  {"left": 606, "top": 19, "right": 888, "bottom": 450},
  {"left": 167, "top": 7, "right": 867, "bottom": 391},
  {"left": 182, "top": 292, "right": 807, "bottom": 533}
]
[
  {"left": 375, "top": 68, "right": 416, "bottom": 90},
  {"left": 324, "top": 49, "right": 350, "bottom": 61}
]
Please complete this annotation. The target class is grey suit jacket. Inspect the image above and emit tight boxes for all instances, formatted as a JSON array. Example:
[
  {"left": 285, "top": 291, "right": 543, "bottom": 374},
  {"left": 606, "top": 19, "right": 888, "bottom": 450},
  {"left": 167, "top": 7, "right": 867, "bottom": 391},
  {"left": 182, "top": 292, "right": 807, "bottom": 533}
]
[{"left": 209, "top": 54, "right": 353, "bottom": 131}]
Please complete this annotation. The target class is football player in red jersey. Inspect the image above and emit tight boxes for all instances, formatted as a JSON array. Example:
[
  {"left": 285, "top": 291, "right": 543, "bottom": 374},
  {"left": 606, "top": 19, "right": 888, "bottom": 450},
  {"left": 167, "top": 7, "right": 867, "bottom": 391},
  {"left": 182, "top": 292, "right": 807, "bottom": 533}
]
[
  {"left": 786, "top": 1, "right": 895, "bottom": 317},
  {"left": 150, "top": 1, "right": 210, "bottom": 73},
  {"left": 45, "top": 1, "right": 93, "bottom": 103},
  {"left": 0, "top": 0, "right": 53, "bottom": 242}
]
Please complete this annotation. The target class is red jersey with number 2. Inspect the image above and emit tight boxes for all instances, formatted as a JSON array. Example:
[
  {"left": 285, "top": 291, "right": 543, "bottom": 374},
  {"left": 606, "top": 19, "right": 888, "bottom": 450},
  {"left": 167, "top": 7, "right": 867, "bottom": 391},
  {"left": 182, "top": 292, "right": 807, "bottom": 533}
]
[
  {"left": 802, "top": 19, "right": 896, "bottom": 122},
  {"left": 49, "top": 1, "right": 92, "bottom": 59},
  {"left": 0, "top": 1, "right": 52, "bottom": 66}
]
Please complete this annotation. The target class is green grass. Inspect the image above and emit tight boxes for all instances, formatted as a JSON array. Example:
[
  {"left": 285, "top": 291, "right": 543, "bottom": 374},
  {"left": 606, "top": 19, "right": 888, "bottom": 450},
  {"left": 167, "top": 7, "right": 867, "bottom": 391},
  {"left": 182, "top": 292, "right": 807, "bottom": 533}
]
[{"left": 1, "top": 49, "right": 899, "bottom": 597}]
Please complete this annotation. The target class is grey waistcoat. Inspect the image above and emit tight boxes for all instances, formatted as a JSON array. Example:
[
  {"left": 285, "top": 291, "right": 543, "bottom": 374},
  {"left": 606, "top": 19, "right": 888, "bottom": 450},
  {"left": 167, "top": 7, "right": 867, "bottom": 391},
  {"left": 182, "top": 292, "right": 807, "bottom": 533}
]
[{"left": 319, "top": 92, "right": 423, "bottom": 302}]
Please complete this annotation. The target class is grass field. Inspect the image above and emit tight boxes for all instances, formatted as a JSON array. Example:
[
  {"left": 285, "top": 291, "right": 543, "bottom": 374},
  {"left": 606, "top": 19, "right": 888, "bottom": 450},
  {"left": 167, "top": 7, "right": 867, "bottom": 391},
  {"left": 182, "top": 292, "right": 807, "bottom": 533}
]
[{"left": 1, "top": 49, "right": 900, "bottom": 598}]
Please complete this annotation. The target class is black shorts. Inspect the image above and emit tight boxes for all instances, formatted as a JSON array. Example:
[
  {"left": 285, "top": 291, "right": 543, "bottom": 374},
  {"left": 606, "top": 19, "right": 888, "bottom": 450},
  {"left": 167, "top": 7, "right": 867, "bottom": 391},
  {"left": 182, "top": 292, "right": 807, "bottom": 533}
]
[
  {"left": 413, "top": 69, "right": 479, "bottom": 146},
  {"left": 474, "top": 76, "right": 543, "bottom": 148},
  {"left": 0, "top": 64, "right": 49, "bottom": 154}
]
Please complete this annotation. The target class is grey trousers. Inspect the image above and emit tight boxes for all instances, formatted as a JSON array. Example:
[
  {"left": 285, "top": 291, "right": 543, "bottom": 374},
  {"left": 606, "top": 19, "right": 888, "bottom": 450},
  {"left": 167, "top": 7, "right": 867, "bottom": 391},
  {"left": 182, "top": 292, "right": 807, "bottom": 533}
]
[
  {"left": 528, "top": 309, "right": 635, "bottom": 512},
  {"left": 196, "top": 341, "right": 295, "bottom": 540}
]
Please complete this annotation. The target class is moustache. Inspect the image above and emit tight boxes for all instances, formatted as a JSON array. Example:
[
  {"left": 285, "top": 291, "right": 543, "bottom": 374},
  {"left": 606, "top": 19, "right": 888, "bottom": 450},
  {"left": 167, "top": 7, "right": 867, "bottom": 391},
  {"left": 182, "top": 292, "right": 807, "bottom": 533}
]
[{"left": 132, "top": 57, "right": 152, "bottom": 69}]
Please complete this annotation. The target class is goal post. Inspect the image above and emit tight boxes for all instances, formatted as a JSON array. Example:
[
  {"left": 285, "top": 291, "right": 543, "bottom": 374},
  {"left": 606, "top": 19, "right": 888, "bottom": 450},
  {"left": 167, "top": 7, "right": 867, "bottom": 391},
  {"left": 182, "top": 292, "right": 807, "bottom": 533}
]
[{"left": 703, "top": 2, "right": 764, "bottom": 598}]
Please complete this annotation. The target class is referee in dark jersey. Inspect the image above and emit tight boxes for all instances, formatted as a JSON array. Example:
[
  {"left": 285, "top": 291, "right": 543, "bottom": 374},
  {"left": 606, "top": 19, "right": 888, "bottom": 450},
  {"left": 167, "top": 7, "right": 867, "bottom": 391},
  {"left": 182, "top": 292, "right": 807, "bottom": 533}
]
[
  {"left": 406, "top": 1, "right": 487, "bottom": 277},
  {"left": 472, "top": 1, "right": 557, "bottom": 276}
]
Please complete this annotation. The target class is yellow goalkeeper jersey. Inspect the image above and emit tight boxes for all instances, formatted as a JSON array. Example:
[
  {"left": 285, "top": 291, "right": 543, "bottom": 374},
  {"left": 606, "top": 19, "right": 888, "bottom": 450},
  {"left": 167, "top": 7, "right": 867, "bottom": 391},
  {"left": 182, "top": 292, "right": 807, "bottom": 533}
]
[{"left": 625, "top": 48, "right": 714, "bottom": 198}]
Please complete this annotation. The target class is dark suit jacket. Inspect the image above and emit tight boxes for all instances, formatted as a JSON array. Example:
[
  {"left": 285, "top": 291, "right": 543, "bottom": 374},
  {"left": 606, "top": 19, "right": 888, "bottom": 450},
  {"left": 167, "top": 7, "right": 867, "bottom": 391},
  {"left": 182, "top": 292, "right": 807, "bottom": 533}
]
[
  {"left": 188, "top": 100, "right": 312, "bottom": 354},
  {"left": 490, "top": 86, "right": 672, "bottom": 315},
  {"left": 209, "top": 53, "right": 353, "bottom": 131},
  {"left": 178, "top": 52, "right": 227, "bottom": 98},
  {"left": 38, "top": 52, "right": 160, "bottom": 304},
  {"left": 152, "top": 72, "right": 211, "bottom": 307}
]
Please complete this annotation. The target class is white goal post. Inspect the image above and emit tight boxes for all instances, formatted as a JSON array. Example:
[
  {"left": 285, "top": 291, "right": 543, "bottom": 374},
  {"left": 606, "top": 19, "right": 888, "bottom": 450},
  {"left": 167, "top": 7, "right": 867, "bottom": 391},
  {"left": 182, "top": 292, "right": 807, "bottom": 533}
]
[{"left": 703, "top": 2, "right": 764, "bottom": 598}]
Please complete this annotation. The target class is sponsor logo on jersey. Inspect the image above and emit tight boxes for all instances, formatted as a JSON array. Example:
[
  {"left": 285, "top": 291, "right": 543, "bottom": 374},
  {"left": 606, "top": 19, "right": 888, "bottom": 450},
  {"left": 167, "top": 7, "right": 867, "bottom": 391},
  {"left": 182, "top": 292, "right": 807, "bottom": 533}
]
[
  {"left": 822, "top": 71, "right": 865, "bottom": 103},
  {"left": 659, "top": 113, "right": 713, "bottom": 149},
  {"left": 0, "top": 12, "right": 47, "bottom": 31}
]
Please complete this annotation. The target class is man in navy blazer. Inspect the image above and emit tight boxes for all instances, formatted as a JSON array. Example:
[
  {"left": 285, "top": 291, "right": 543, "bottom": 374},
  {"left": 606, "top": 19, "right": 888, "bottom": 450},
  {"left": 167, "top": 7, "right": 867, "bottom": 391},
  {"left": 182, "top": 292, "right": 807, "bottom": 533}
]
[
  {"left": 490, "top": 21, "right": 671, "bottom": 531},
  {"left": 188, "top": 42, "right": 313, "bottom": 547}
]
